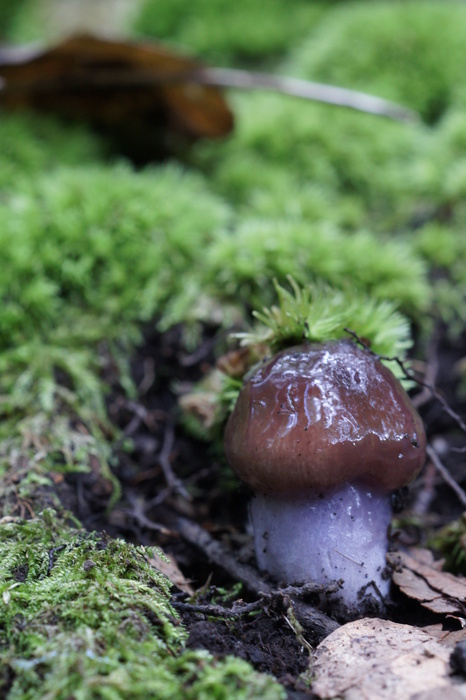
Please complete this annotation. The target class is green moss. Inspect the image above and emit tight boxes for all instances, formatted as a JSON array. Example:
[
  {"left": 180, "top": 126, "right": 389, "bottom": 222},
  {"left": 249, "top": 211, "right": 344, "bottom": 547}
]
[
  {"left": 414, "top": 224, "right": 464, "bottom": 271},
  {"left": 0, "top": 515, "right": 284, "bottom": 700},
  {"left": 0, "top": 161, "right": 229, "bottom": 429},
  {"left": 193, "top": 92, "right": 432, "bottom": 234},
  {"left": 133, "top": 0, "right": 329, "bottom": 67},
  {"left": 0, "top": 113, "right": 105, "bottom": 193},
  {"left": 0, "top": 0, "right": 32, "bottom": 39},
  {"left": 429, "top": 514, "right": 466, "bottom": 575},
  {"left": 0, "top": 162, "right": 228, "bottom": 349},
  {"left": 287, "top": 1, "right": 466, "bottom": 123},
  {"left": 239, "top": 277, "right": 412, "bottom": 361},
  {"left": 167, "top": 218, "right": 429, "bottom": 327}
]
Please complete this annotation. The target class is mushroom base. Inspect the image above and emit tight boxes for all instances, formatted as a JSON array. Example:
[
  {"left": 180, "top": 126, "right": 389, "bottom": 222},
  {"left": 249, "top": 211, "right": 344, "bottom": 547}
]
[{"left": 251, "top": 483, "right": 392, "bottom": 612}]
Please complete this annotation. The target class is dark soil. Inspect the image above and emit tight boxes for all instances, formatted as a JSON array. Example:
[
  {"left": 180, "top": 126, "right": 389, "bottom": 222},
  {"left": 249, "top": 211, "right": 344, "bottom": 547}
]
[{"left": 60, "top": 321, "right": 466, "bottom": 698}]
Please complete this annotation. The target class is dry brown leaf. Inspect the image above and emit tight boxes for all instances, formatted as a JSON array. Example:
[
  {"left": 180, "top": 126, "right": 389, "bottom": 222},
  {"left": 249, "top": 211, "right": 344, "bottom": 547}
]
[
  {"left": 148, "top": 548, "right": 194, "bottom": 595},
  {"left": 0, "top": 34, "right": 233, "bottom": 144},
  {"left": 422, "top": 625, "right": 466, "bottom": 648},
  {"left": 312, "top": 617, "right": 466, "bottom": 700},
  {"left": 388, "top": 549, "right": 466, "bottom": 617}
]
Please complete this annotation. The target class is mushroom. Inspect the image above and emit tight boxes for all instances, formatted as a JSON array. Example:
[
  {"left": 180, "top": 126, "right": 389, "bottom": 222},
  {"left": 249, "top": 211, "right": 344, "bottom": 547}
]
[{"left": 224, "top": 339, "right": 426, "bottom": 612}]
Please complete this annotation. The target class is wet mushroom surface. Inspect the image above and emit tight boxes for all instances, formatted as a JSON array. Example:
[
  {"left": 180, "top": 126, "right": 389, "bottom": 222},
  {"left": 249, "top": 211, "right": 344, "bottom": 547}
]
[{"left": 224, "top": 340, "right": 426, "bottom": 614}]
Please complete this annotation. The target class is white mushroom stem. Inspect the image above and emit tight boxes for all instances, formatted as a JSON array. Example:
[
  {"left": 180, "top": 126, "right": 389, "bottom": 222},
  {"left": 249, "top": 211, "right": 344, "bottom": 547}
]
[{"left": 251, "top": 483, "right": 392, "bottom": 611}]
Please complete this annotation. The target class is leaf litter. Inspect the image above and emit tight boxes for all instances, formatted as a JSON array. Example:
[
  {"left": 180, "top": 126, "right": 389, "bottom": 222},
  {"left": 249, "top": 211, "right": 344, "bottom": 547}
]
[{"left": 388, "top": 548, "right": 466, "bottom": 617}]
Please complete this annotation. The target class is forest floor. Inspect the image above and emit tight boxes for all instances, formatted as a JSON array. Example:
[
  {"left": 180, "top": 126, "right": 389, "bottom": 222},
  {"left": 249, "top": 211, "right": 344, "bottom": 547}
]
[{"left": 54, "top": 321, "right": 466, "bottom": 698}]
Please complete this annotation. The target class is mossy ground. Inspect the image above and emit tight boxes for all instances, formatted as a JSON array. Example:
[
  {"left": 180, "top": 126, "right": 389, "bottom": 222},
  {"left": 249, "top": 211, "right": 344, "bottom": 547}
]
[
  {"left": 1, "top": 0, "right": 466, "bottom": 697},
  {"left": 1, "top": 513, "right": 285, "bottom": 700}
]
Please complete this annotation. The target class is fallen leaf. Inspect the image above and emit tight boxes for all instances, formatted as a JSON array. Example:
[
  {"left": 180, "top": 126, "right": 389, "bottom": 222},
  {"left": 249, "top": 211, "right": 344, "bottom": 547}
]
[
  {"left": 216, "top": 345, "right": 269, "bottom": 379},
  {"left": 312, "top": 617, "right": 466, "bottom": 700},
  {"left": 423, "top": 625, "right": 466, "bottom": 648},
  {"left": 388, "top": 548, "right": 466, "bottom": 617},
  {"left": 0, "top": 34, "right": 233, "bottom": 155},
  {"left": 148, "top": 548, "right": 194, "bottom": 595}
]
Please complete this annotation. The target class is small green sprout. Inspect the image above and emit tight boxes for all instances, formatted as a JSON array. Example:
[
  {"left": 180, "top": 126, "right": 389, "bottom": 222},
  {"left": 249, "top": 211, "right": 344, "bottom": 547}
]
[{"left": 236, "top": 276, "right": 412, "bottom": 362}]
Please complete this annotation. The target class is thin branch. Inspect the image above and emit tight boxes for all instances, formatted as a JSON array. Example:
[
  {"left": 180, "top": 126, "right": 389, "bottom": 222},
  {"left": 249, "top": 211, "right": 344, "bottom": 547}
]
[
  {"left": 426, "top": 444, "right": 466, "bottom": 509},
  {"left": 138, "top": 357, "right": 156, "bottom": 396},
  {"left": 157, "top": 421, "right": 191, "bottom": 500},
  {"left": 144, "top": 465, "right": 214, "bottom": 508},
  {"left": 197, "top": 67, "right": 419, "bottom": 124},
  {"left": 0, "top": 61, "right": 419, "bottom": 124},
  {"left": 179, "top": 335, "right": 217, "bottom": 367},
  {"left": 172, "top": 599, "right": 263, "bottom": 619},
  {"left": 124, "top": 491, "right": 175, "bottom": 535},
  {"left": 411, "top": 324, "right": 441, "bottom": 409},
  {"left": 123, "top": 400, "right": 152, "bottom": 437}
]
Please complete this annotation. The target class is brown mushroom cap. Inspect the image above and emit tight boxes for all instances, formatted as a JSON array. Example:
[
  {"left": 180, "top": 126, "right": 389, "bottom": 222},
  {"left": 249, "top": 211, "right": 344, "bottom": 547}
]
[{"left": 224, "top": 340, "right": 426, "bottom": 494}]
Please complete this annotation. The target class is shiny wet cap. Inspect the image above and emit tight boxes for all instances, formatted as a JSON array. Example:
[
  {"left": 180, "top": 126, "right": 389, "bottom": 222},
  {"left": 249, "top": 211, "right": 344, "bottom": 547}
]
[{"left": 224, "top": 340, "right": 426, "bottom": 494}]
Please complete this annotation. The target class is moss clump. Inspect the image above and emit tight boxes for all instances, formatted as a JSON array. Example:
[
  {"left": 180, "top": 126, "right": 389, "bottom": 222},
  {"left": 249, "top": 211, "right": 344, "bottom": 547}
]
[
  {"left": 0, "top": 514, "right": 284, "bottom": 700},
  {"left": 163, "top": 218, "right": 429, "bottom": 338},
  {"left": 0, "top": 161, "right": 229, "bottom": 430},
  {"left": 194, "top": 91, "right": 437, "bottom": 237},
  {"left": 238, "top": 277, "right": 412, "bottom": 361},
  {"left": 0, "top": 113, "right": 105, "bottom": 193},
  {"left": 288, "top": 1, "right": 466, "bottom": 124},
  {"left": 206, "top": 221, "right": 429, "bottom": 316},
  {"left": 0, "top": 162, "right": 228, "bottom": 350}
]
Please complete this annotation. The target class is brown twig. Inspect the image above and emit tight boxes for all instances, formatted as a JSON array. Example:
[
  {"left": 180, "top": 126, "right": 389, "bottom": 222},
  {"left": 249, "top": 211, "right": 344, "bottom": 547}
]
[
  {"left": 426, "top": 444, "right": 466, "bottom": 509},
  {"left": 125, "top": 491, "right": 175, "bottom": 536},
  {"left": 172, "top": 599, "right": 264, "bottom": 619},
  {"left": 179, "top": 335, "right": 218, "bottom": 367},
  {"left": 411, "top": 325, "right": 441, "bottom": 410},
  {"left": 123, "top": 401, "right": 154, "bottom": 437},
  {"left": 157, "top": 421, "right": 191, "bottom": 500},
  {"left": 138, "top": 357, "right": 155, "bottom": 396}
]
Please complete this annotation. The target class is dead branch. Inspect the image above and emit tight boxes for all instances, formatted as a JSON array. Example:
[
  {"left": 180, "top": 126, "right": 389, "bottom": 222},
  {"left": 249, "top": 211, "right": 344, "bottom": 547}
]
[
  {"left": 172, "top": 598, "right": 264, "bottom": 619},
  {"left": 156, "top": 421, "right": 191, "bottom": 500},
  {"left": 196, "top": 67, "right": 419, "bottom": 123},
  {"left": 411, "top": 324, "right": 441, "bottom": 409},
  {"left": 125, "top": 491, "right": 175, "bottom": 535},
  {"left": 426, "top": 444, "right": 466, "bottom": 509}
]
